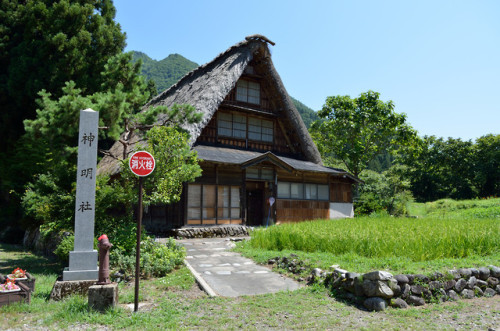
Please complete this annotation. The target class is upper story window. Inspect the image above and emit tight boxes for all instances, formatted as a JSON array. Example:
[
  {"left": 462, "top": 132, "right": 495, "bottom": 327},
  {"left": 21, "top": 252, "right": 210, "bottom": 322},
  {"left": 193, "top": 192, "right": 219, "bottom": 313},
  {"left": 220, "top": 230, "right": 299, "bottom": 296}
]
[
  {"left": 217, "top": 112, "right": 274, "bottom": 143},
  {"left": 236, "top": 80, "right": 260, "bottom": 105},
  {"left": 249, "top": 117, "right": 273, "bottom": 142},
  {"left": 218, "top": 113, "right": 246, "bottom": 139}
]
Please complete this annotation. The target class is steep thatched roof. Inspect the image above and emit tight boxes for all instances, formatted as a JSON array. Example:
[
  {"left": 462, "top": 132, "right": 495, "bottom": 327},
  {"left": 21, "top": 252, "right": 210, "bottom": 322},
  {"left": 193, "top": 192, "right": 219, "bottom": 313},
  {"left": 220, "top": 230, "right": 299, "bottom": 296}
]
[{"left": 98, "top": 35, "right": 321, "bottom": 176}]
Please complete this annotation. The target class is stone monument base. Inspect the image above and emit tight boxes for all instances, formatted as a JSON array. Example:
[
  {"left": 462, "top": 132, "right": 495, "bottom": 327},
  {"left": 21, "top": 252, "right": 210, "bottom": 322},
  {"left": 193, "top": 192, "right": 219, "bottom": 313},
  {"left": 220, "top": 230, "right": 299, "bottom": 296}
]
[
  {"left": 63, "top": 250, "right": 98, "bottom": 281},
  {"left": 88, "top": 283, "right": 118, "bottom": 312},
  {"left": 49, "top": 280, "right": 97, "bottom": 301}
]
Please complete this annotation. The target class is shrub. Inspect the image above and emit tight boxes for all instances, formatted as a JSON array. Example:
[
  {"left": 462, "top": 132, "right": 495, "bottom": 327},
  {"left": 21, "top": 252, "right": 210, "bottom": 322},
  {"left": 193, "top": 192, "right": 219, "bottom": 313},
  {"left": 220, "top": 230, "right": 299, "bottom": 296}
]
[
  {"left": 110, "top": 236, "right": 185, "bottom": 279},
  {"left": 53, "top": 234, "right": 98, "bottom": 263}
]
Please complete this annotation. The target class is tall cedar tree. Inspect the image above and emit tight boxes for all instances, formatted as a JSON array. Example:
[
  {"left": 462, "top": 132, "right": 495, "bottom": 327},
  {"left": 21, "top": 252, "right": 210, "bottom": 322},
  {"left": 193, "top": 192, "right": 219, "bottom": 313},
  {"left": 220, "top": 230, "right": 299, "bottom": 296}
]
[{"left": 0, "top": 0, "right": 125, "bottom": 149}]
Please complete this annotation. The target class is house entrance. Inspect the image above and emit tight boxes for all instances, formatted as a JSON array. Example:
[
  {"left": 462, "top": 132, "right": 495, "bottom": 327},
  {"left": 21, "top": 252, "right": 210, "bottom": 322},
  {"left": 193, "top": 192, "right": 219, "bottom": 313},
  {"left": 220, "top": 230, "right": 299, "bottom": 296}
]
[{"left": 246, "top": 181, "right": 265, "bottom": 226}]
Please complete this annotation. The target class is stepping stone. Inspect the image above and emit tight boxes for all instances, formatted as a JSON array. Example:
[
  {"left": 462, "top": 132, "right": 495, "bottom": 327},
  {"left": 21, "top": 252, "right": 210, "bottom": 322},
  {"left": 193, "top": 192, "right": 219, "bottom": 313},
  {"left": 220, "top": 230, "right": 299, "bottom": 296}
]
[
  {"left": 216, "top": 271, "right": 231, "bottom": 275},
  {"left": 218, "top": 263, "right": 231, "bottom": 266},
  {"left": 233, "top": 263, "right": 241, "bottom": 266},
  {"left": 204, "top": 271, "right": 212, "bottom": 275},
  {"left": 254, "top": 271, "right": 269, "bottom": 274},
  {"left": 199, "top": 264, "right": 213, "bottom": 267},
  {"left": 186, "top": 256, "right": 193, "bottom": 259}
]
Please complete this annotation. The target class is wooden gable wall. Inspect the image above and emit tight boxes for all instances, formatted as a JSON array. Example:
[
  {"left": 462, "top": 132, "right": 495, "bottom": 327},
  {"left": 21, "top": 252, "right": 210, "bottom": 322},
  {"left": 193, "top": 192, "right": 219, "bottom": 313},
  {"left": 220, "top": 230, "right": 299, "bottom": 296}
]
[{"left": 195, "top": 61, "right": 304, "bottom": 158}]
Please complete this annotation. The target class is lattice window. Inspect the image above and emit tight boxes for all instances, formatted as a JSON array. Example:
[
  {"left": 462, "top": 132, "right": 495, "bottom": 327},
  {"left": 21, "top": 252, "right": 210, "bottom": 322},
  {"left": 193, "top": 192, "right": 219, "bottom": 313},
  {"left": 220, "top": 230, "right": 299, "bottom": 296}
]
[{"left": 236, "top": 80, "right": 260, "bottom": 105}]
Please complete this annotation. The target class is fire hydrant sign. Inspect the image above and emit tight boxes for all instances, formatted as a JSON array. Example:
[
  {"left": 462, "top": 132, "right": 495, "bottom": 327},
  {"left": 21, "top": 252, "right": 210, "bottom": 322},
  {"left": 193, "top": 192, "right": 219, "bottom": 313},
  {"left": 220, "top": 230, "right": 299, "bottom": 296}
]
[{"left": 129, "top": 151, "right": 155, "bottom": 177}]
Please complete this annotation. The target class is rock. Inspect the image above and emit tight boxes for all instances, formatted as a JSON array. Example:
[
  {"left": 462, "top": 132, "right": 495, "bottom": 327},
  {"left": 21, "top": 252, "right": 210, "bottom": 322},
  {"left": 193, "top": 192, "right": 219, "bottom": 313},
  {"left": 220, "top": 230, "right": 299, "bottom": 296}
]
[
  {"left": 430, "top": 272, "right": 444, "bottom": 281},
  {"left": 406, "top": 295, "right": 425, "bottom": 306},
  {"left": 447, "top": 290, "right": 460, "bottom": 301},
  {"left": 390, "top": 298, "right": 409, "bottom": 309},
  {"left": 406, "top": 274, "right": 415, "bottom": 285},
  {"left": 345, "top": 272, "right": 360, "bottom": 280},
  {"left": 268, "top": 259, "right": 276, "bottom": 265},
  {"left": 479, "top": 267, "right": 490, "bottom": 280},
  {"left": 473, "top": 286, "right": 484, "bottom": 297},
  {"left": 497, "top": 285, "right": 500, "bottom": 294},
  {"left": 455, "top": 278, "right": 467, "bottom": 292},
  {"left": 410, "top": 284, "right": 424, "bottom": 296},
  {"left": 461, "top": 289, "right": 475, "bottom": 299},
  {"left": 312, "top": 268, "right": 323, "bottom": 277},
  {"left": 88, "top": 283, "right": 118, "bottom": 312},
  {"left": 363, "top": 271, "right": 393, "bottom": 281},
  {"left": 391, "top": 283, "right": 402, "bottom": 297},
  {"left": 467, "top": 276, "right": 477, "bottom": 289},
  {"left": 443, "top": 279, "right": 456, "bottom": 291},
  {"left": 489, "top": 265, "right": 500, "bottom": 278},
  {"left": 458, "top": 268, "right": 472, "bottom": 279},
  {"left": 437, "top": 289, "right": 448, "bottom": 302},
  {"left": 362, "top": 280, "right": 394, "bottom": 298},
  {"left": 484, "top": 288, "right": 496, "bottom": 297},
  {"left": 476, "top": 279, "right": 489, "bottom": 289},
  {"left": 394, "top": 274, "right": 409, "bottom": 285},
  {"left": 334, "top": 267, "right": 349, "bottom": 276},
  {"left": 470, "top": 268, "right": 479, "bottom": 278},
  {"left": 363, "top": 297, "right": 388, "bottom": 312},
  {"left": 50, "top": 280, "right": 96, "bottom": 301},
  {"left": 414, "top": 274, "right": 429, "bottom": 283},
  {"left": 447, "top": 270, "right": 460, "bottom": 280},
  {"left": 487, "top": 277, "right": 499, "bottom": 287},
  {"left": 429, "top": 281, "right": 442, "bottom": 291},
  {"left": 400, "top": 283, "right": 410, "bottom": 299}
]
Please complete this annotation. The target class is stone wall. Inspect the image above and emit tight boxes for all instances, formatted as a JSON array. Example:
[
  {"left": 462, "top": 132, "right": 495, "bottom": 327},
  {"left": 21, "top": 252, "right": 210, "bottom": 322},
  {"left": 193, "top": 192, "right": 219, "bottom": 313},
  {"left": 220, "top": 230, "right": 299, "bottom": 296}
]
[
  {"left": 173, "top": 225, "right": 252, "bottom": 238},
  {"left": 309, "top": 265, "right": 500, "bottom": 311}
]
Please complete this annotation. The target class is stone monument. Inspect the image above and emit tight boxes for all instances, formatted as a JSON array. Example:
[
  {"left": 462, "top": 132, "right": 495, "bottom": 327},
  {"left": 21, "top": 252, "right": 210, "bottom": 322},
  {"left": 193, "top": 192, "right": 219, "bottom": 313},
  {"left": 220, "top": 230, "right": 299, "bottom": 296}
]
[{"left": 63, "top": 109, "right": 99, "bottom": 281}]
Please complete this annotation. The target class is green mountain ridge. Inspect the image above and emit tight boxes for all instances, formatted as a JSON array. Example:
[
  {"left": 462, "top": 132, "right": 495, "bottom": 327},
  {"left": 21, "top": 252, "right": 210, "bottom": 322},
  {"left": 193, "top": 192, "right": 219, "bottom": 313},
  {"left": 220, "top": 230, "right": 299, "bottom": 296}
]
[{"left": 131, "top": 51, "right": 318, "bottom": 127}]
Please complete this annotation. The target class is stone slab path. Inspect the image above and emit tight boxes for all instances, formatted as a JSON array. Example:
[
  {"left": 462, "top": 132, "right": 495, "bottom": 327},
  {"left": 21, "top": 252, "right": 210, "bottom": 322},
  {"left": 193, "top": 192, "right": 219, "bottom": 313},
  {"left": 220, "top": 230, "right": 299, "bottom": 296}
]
[{"left": 175, "top": 238, "right": 302, "bottom": 297}]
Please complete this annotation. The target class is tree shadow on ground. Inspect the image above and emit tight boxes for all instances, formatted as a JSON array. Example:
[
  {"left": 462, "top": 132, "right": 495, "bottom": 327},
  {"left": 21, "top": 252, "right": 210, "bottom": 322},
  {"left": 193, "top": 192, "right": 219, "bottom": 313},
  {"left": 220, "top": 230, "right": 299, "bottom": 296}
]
[{"left": 0, "top": 243, "right": 61, "bottom": 275}]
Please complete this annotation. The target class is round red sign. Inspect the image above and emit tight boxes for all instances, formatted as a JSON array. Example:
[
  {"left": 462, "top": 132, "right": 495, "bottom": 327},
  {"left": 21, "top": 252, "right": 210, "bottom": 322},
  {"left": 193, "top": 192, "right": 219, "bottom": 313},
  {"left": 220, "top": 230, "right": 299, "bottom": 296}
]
[{"left": 129, "top": 151, "right": 155, "bottom": 177}]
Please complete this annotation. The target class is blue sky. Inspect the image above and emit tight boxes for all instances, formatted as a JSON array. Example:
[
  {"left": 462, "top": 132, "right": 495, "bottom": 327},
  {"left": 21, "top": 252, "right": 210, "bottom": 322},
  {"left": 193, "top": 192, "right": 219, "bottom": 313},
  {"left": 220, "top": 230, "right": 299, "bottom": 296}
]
[{"left": 114, "top": 0, "right": 499, "bottom": 141}]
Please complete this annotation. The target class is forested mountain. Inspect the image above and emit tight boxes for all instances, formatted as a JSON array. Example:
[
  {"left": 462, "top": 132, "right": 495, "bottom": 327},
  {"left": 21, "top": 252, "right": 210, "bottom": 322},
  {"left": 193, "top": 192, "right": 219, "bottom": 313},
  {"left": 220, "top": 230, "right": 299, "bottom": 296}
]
[
  {"left": 290, "top": 97, "right": 319, "bottom": 128},
  {"left": 131, "top": 51, "right": 198, "bottom": 93},
  {"left": 131, "top": 51, "right": 318, "bottom": 127}
]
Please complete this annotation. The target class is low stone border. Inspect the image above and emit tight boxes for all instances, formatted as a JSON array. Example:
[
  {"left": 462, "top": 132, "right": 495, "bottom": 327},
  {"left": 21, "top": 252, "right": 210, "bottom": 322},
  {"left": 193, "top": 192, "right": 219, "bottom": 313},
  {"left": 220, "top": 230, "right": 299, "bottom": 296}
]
[
  {"left": 309, "top": 265, "right": 500, "bottom": 311},
  {"left": 267, "top": 255, "right": 500, "bottom": 311},
  {"left": 174, "top": 225, "right": 252, "bottom": 239}
]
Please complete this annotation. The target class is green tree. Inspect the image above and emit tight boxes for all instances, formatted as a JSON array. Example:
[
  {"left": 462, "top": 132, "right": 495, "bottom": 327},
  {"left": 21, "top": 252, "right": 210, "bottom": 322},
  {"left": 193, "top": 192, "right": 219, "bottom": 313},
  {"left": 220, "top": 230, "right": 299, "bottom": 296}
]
[
  {"left": 474, "top": 134, "right": 500, "bottom": 197},
  {"left": 0, "top": 0, "right": 126, "bottom": 149},
  {"left": 356, "top": 165, "right": 413, "bottom": 216},
  {"left": 310, "top": 91, "right": 418, "bottom": 177},
  {"left": 402, "top": 136, "right": 477, "bottom": 202}
]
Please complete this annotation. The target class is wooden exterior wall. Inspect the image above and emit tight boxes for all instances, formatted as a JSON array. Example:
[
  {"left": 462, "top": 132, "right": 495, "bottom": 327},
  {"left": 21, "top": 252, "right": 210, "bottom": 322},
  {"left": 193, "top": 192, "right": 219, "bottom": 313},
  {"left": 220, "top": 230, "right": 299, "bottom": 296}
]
[{"left": 276, "top": 200, "right": 329, "bottom": 224}]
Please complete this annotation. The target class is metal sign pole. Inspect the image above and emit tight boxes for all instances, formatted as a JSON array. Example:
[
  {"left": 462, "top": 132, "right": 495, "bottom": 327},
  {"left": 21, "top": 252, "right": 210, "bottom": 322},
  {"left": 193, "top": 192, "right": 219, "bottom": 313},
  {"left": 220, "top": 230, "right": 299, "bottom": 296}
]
[
  {"left": 134, "top": 176, "right": 143, "bottom": 312},
  {"left": 128, "top": 150, "right": 154, "bottom": 313}
]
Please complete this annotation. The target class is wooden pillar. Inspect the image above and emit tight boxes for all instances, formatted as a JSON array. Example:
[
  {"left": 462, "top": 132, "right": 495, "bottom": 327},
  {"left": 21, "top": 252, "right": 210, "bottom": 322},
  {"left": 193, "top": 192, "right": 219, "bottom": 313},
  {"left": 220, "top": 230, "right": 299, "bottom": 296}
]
[
  {"left": 215, "top": 165, "right": 219, "bottom": 225},
  {"left": 241, "top": 169, "right": 247, "bottom": 225}
]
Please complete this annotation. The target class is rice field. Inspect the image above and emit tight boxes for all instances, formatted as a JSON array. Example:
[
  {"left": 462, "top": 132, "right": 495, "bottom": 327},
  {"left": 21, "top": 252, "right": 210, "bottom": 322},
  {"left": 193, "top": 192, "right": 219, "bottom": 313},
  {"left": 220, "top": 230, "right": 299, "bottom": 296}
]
[{"left": 248, "top": 216, "right": 500, "bottom": 262}]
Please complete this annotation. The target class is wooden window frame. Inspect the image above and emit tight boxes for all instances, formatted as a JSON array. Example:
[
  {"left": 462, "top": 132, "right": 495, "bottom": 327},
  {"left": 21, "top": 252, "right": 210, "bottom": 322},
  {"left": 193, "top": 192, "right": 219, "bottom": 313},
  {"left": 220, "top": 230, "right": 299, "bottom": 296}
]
[{"left": 277, "top": 181, "right": 329, "bottom": 201}]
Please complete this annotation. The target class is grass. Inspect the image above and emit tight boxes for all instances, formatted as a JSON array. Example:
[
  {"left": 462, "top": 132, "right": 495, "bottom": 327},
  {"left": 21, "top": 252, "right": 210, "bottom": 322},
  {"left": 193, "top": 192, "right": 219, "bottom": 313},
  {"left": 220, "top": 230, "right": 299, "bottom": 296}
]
[
  {"left": 238, "top": 197, "right": 500, "bottom": 275},
  {"left": 245, "top": 217, "right": 499, "bottom": 260}
]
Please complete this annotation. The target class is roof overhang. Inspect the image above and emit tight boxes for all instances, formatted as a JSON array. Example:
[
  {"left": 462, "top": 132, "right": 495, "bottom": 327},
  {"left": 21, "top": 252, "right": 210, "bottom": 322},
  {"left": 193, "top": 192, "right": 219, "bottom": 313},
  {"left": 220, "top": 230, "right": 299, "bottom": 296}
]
[{"left": 240, "top": 152, "right": 294, "bottom": 172}]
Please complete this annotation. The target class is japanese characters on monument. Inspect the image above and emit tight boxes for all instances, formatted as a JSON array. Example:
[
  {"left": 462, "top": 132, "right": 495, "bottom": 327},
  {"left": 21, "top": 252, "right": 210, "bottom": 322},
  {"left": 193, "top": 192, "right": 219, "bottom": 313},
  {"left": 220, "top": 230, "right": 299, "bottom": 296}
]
[{"left": 63, "top": 109, "right": 99, "bottom": 281}]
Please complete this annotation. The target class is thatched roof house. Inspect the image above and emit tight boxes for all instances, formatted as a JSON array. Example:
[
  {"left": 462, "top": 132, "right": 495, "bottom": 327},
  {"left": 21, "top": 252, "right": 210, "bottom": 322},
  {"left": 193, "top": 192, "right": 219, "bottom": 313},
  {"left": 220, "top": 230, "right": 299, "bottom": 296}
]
[{"left": 98, "top": 35, "right": 358, "bottom": 231}]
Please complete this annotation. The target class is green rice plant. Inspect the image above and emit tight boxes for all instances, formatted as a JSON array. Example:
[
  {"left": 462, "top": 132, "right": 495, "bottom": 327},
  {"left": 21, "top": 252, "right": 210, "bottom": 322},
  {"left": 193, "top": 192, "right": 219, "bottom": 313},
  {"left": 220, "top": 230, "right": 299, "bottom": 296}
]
[{"left": 248, "top": 216, "right": 500, "bottom": 262}]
